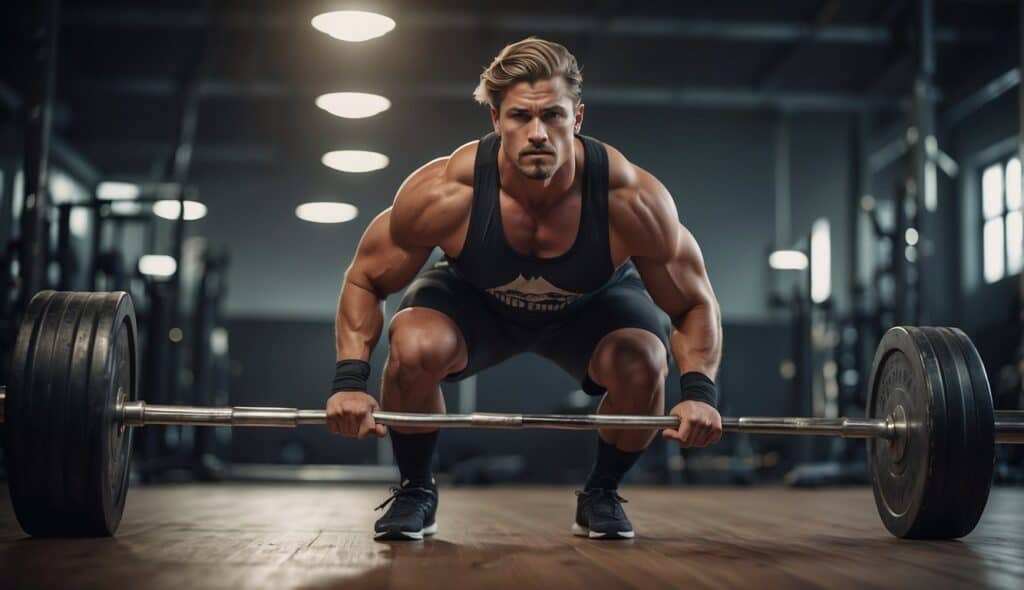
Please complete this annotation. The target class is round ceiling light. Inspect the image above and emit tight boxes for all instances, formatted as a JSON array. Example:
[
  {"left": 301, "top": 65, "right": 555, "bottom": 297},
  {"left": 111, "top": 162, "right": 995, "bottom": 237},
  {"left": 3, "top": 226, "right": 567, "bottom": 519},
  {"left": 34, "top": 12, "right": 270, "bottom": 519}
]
[
  {"left": 295, "top": 202, "right": 359, "bottom": 224},
  {"left": 315, "top": 92, "right": 391, "bottom": 119},
  {"left": 321, "top": 150, "right": 389, "bottom": 173},
  {"left": 153, "top": 199, "right": 208, "bottom": 221},
  {"left": 311, "top": 11, "right": 395, "bottom": 42}
]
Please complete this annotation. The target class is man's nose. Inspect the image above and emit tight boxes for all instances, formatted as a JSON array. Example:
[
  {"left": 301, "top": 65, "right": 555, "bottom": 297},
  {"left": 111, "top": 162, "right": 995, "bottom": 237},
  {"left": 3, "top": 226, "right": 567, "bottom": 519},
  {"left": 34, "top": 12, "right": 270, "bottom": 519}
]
[{"left": 527, "top": 118, "right": 548, "bottom": 144}]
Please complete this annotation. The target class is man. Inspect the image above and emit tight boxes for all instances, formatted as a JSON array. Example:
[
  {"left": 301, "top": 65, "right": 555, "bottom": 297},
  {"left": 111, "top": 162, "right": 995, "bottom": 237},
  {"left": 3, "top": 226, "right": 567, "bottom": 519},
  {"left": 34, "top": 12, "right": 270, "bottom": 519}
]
[{"left": 326, "top": 37, "right": 723, "bottom": 541}]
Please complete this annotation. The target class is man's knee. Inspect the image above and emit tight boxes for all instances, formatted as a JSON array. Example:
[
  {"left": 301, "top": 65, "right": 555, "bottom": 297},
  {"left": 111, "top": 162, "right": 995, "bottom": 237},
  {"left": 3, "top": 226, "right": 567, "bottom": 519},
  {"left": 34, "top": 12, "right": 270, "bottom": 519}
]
[
  {"left": 589, "top": 328, "right": 668, "bottom": 395},
  {"left": 386, "top": 308, "right": 467, "bottom": 390}
]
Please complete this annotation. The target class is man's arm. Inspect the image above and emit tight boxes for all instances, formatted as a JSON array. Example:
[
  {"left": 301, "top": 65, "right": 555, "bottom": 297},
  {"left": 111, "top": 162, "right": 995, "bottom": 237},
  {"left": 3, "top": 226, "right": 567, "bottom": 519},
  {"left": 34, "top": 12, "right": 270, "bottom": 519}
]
[
  {"left": 336, "top": 156, "right": 466, "bottom": 360},
  {"left": 329, "top": 157, "right": 471, "bottom": 438},
  {"left": 612, "top": 166, "right": 724, "bottom": 447},
  {"left": 616, "top": 168, "right": 722, "bottom": 376},
  {"left": 335, "top": 207, "right": 432, "bottom": 362}
]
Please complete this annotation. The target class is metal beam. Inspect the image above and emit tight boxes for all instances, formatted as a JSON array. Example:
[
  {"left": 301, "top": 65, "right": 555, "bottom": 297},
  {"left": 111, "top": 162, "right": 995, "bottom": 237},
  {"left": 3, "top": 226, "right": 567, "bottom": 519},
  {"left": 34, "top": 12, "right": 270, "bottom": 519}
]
[
  {"left": 942, "top": 67, "right": 1020, "bottom": 127},
  {"left": 756, "top": 0, "right": 841, "bottom": 90},
  {"left": 0, "top": 81, "right": 101, "bottom": 185},
  {"left": 59, "top": 8, "right": 988, "bottom": 46},
  {"left": 77, "top": 77, "right": 905, "bottom": 113},
  {"left": 83, "top": 141, "right": 277, "bottom": 163},
  {"left": 19, "top": 0, "right": 60, "bottom": 304}
]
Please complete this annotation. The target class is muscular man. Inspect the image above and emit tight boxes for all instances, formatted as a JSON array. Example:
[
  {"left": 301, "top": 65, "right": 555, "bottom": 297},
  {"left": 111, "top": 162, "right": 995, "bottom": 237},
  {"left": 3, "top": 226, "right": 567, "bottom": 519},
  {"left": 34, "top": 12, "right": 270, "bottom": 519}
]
[{"left": 327, "top": 37, "right": 723, "bottom": 541}]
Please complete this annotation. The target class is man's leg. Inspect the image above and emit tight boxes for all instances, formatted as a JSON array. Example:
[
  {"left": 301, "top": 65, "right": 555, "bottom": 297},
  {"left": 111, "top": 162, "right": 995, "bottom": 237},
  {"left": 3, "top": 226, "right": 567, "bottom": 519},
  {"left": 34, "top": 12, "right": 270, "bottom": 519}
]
[
  {"left": 382, "top": 306, "right": 468, "bottom": 477},
  {"left": 374, "top": 307, "right": 467, "bottom": 540},
  {"left": 585, "top": 327, "right": 667, "bottom": 489}
]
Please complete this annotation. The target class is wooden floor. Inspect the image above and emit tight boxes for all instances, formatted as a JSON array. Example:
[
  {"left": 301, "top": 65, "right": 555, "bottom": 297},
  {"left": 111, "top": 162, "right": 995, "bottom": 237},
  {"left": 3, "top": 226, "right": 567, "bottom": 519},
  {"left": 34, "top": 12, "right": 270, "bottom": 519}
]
[{"left": 1, "top": 484, "right": 1021, "bottom": 589}]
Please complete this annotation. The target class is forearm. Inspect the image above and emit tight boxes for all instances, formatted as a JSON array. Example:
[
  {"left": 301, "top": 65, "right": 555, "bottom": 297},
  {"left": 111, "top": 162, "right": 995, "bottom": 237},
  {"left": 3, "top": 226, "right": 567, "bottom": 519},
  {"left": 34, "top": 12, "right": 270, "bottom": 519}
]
[
  {"left": 668, "top": 299, "right": 722, "bottom": 379},
  {"left": 335, "top": 273, "right": 385, "bottom": 362}
]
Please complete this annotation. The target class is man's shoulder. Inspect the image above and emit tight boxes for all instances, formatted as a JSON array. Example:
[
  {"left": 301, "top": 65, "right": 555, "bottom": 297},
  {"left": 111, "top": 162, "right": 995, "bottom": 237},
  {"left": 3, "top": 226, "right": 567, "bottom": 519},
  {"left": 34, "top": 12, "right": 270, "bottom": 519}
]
[
  {"left": 389, "top": 141, "right": 478, "bottom": 247},
  {"left": 597, "top": 141, "right": 680, "bottom": 259},
  {"left": 590, "top": 139, "right": 641, "bottom": 193}
]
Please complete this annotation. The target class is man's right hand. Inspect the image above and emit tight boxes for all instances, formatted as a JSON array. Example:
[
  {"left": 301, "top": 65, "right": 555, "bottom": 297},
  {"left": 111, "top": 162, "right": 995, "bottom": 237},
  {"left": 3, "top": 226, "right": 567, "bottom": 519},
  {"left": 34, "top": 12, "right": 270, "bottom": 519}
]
[{"left": 326, "top": 391, "right": 388, "bottom": 438}]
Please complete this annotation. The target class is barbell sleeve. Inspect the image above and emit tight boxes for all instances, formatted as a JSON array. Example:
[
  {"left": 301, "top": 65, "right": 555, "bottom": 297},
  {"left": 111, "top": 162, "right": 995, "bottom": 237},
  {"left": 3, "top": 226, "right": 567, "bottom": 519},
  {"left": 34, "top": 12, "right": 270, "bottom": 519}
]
[{"left": 996, "top": 411, "right": 1024, "bottom": 443}]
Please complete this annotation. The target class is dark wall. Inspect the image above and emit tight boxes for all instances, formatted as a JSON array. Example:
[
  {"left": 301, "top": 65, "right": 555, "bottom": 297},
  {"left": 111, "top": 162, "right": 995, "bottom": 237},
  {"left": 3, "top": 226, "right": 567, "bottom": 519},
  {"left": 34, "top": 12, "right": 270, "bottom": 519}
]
[{"left": 948, "top": 89, "right": 1021, "bottom": 388}]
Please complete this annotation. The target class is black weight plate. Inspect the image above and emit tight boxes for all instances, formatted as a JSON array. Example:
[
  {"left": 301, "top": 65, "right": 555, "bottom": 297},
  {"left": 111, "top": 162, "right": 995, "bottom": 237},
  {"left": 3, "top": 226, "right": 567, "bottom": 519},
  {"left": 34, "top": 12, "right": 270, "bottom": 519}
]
[
  {"left": 866, "top": 326, "right": 947, "bottom": 539},
  {"left": 4, "top": 289, "right": 61, "bottom": 533},
  {"left": 919, "top": 327, "right": 976, "bottom": 538},
  {"left": 4, "top": 290, "right": 137, "bottom": 537},
  {"left": 935, "top": 327, "right": 995, "bottom": 538}
]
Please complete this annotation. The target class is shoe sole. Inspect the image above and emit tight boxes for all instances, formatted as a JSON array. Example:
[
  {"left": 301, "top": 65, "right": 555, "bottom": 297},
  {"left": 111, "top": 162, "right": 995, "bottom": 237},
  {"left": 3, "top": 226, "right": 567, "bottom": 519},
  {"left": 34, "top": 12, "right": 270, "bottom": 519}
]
[
  {"left": 572, "top": 522, "right": 635, "bottom": 539},
  {"left": 374, "top": 522, "right": 438, "bottom": 541}
]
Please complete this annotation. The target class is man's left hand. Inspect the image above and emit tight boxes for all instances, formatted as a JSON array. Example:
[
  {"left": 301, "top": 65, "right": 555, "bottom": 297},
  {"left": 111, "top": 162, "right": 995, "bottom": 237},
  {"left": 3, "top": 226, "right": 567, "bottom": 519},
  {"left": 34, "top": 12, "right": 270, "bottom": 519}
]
[{"left": 662, "top": 401, "right": 723, "bottom": 447}]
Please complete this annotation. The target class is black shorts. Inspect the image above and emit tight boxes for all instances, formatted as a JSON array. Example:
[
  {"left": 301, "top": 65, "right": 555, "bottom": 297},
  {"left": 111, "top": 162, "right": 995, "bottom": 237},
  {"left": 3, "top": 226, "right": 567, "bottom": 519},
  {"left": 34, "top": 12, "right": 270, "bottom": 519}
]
[{"left": 394, "top": 260, "right": 671, "bottom": 394}]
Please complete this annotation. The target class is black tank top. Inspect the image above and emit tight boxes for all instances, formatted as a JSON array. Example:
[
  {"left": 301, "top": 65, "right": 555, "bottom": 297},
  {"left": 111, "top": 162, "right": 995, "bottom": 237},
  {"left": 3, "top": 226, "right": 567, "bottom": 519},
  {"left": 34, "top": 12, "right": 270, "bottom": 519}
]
[{"left": 446, "top": 132, "right": 623, "bottom": 325}]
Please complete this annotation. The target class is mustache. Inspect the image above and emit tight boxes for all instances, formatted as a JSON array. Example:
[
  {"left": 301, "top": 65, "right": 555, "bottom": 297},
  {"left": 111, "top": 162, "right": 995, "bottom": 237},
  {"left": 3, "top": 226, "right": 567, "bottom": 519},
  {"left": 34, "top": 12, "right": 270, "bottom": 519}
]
[{"left": 519, "top": 148, "right": 555, "bottom": 156}]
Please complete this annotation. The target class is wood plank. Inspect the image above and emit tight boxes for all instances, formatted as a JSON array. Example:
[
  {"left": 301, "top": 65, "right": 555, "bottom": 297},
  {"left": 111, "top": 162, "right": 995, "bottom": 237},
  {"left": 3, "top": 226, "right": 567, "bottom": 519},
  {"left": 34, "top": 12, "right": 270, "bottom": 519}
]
[{"left": 0, "top": 485, "right": 1021, "bottom": 589}]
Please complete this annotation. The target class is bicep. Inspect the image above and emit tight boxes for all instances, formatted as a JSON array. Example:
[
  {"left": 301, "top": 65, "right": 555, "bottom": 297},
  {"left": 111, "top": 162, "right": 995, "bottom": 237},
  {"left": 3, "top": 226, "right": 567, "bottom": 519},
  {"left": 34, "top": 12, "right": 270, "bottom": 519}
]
[
  {"left": 634, "top": 222, "right": 716, "bottom": 321},
  {"left": 348, "top": 208, "right": 431, "bottom": 296}
]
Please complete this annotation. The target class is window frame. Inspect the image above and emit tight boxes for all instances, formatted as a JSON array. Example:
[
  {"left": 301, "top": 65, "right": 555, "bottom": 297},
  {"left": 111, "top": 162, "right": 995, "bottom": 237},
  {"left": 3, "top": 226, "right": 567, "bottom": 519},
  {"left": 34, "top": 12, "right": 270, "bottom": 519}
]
[{"left": 980, "top": 153, "right": 1023, "bottom": 284}]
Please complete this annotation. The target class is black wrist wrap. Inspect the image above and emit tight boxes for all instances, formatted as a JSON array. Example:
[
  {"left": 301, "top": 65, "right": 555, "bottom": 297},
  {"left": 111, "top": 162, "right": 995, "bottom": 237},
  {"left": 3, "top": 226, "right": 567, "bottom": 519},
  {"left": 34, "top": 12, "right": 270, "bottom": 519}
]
[
  {"left": 679, "top": 372, "right": 718, "bottom": 409},
  {"left": 331, "top": 359, "right": 371, "bottom": 394}
]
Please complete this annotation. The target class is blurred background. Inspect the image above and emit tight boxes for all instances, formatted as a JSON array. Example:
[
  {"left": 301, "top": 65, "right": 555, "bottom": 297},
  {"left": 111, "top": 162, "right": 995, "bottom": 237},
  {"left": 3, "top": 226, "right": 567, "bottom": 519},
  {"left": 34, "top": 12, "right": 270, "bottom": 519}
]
[{"left": 0, "top": 0, "right": 1021, "bottom": 488}]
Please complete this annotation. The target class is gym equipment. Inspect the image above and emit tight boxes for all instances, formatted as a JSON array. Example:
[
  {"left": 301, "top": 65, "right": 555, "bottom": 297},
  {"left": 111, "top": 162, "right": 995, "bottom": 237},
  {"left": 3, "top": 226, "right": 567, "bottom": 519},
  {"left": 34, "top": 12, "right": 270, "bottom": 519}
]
[{"left": 2, "top": 290, "right": 1023, "bottom": 538}]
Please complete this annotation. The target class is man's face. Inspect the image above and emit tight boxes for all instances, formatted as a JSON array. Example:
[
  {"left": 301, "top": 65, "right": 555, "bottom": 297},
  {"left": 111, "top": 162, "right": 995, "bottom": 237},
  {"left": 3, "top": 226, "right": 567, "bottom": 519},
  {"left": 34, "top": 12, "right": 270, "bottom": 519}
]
[{"left": 491, "top": 77, "right": 584, "bottom": 181}]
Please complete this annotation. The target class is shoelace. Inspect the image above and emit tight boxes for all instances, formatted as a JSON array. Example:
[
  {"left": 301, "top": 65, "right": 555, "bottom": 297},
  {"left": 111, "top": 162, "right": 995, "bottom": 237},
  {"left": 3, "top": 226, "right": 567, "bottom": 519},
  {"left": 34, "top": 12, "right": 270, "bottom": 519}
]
[
  {"left": 374, "top": 485, "right": 437, "bottom": 512},
  {"left": 576, "top": 488, "right": 629, "bottom": 518}
]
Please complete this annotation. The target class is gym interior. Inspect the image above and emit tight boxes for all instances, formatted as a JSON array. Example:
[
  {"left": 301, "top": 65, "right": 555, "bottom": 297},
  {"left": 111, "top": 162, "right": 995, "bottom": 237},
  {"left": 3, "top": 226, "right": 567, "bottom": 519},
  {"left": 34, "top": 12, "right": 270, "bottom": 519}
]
[{"left": 1, "top": 1, "right": 1022, "bottom": 588}]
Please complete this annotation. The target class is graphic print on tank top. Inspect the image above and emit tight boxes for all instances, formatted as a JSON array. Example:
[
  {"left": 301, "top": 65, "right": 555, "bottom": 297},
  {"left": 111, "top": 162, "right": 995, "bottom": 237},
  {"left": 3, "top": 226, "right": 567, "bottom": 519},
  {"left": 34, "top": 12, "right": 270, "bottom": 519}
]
[
  {"left": 448, "top": 132, "right": 617, "bottom": 322},
  {"left": 485, "top": 274, "right": 582, "bottom": 311}
]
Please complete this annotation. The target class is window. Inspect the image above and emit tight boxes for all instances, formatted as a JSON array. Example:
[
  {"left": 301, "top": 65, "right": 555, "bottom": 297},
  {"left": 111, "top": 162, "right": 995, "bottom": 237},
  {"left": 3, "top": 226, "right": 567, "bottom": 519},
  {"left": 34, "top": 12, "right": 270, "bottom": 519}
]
[{"left": 982, "top": 156, "right": 1022, "bottom": 283}]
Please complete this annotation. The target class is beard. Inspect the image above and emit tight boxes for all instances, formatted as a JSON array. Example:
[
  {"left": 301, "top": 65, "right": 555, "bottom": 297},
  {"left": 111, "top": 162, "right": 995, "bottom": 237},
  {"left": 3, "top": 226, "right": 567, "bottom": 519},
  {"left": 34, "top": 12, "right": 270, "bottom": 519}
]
[{"left": 516, "top": 153, "right": 556, "bottom": 180}]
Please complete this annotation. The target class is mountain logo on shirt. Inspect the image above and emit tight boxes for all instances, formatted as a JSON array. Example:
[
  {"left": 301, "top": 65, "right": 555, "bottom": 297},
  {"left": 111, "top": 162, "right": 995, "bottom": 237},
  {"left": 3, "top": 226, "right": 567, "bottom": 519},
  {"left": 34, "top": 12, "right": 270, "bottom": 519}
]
[{"left": 486, "top": 274, "right": 583, "bottom": 312}]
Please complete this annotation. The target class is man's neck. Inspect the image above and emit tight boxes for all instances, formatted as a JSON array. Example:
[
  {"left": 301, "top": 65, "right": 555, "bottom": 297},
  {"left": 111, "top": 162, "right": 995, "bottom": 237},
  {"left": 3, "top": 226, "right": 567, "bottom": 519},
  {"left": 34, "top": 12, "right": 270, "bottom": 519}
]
[{"left": 496, "top": 148, "right": 579, "bottom": 216}]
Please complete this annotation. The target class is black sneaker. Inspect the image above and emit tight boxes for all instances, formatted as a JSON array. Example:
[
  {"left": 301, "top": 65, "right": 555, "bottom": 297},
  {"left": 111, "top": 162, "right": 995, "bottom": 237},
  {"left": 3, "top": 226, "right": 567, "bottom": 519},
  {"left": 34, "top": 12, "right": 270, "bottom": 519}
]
[
  {"left": 373, "top": 482, "right": 438, "bottom": 541},
  {"left": 572, "top": 488, "right": 635, "bottom": 539}
]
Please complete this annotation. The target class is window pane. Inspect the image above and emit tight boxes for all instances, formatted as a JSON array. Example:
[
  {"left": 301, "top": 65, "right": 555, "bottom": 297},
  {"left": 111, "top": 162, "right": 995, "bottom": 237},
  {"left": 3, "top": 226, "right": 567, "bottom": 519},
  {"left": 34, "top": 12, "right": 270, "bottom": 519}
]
[
  {"left": 1008, "top": 211, "right": 1023, "bottom": 275},
  {"left": 983, "top": 164, "right": 1004, "bottom": 219},
  {"left": 1007, "top": 157, "right": 1022, "bottom": 211},
  {"left": 984, "top": 217, "right": 1005, "bottom": 283}
]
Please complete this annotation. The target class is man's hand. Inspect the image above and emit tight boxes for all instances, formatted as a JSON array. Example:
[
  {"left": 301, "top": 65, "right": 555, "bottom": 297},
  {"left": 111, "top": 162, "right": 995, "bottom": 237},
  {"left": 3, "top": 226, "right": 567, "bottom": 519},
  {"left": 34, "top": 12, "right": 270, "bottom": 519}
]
[
  {"left": 662, "top": 401, "right": 723, "bottom": 447},
  {"left": 326, "top": 391, "right": 388, "bottom": 438}
]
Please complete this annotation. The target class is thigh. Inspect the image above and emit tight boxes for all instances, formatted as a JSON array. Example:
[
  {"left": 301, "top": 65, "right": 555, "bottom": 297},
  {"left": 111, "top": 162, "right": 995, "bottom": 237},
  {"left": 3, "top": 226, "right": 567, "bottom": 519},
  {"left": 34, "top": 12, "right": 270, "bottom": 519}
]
[
  {"left": 396, "top": 260, "right": 525, "bottom": 381},
  {"left": 533, "top": 270, "right": 671, "bottom": 387}
]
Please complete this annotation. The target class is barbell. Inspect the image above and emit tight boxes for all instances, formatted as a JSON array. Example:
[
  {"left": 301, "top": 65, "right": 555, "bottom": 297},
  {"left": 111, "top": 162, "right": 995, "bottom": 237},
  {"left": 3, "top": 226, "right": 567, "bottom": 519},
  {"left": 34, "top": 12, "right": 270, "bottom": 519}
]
[{"left": 1, "top": 290, "right": 1022, "bottom": 539}]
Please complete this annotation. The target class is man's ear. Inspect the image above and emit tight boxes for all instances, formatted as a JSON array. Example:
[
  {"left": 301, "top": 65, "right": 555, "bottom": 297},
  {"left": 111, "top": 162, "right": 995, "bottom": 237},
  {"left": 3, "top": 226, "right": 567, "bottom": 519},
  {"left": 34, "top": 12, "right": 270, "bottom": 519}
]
[
  {"left": 490, "top": 107, "right": 500, "bottom": 136},
  {"left": 574, "top": 102, "right": 585, "bottom": 135}
]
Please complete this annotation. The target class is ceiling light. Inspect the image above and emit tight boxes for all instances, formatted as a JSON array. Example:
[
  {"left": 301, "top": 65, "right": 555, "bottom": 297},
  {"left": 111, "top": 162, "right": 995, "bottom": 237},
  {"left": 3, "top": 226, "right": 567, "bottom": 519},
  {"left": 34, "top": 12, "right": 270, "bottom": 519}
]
[
  {"left": 810, "top": 218, "right": 831, "bottom": 304},
  {"left": 97, "top": 181, "right": 141, "bottom": 200},
  {"left": 110, "top": 201, "right": 143, "bottom": 215},
  {"left": 322, "top": 150, "right": 389, "bottom": 173},
  {"left": 768, "top": 249, "right": 808, "bottom": 271},
  {"left": 296, "top": 202, "right": 359, "bottom": 224},
  {"left": 153, "top": 199, "right": 208, "bottom": 221},
  {"left": 311, "top": 11, "right": 395, "bottom": 42},
  {"left": 315, "top": 92, "right": 391, "bottom": 119},
  {"left": 138, "top": 255, "right": 177, "bottom": 278}
]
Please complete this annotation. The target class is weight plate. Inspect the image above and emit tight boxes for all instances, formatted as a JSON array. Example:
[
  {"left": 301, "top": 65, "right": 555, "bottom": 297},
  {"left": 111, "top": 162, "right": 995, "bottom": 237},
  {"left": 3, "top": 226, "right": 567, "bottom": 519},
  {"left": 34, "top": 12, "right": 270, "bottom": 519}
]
[
  {"left": 866, "top": 326, "right": 946, "bottom": 539},
  {"left": 926, "top": 327, "right": 994, "bottom": 538},
  {"left": 866, "top": 326, "right": 996, "bottom": 539},
  {"left": 4, "top": 290, "right": 137, "bottom": 537}
]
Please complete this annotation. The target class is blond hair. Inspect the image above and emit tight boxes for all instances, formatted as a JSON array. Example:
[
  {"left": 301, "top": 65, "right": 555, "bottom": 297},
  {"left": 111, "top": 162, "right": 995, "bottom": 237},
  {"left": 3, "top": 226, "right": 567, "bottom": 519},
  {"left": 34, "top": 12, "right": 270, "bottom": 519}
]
[{"left": 473, "top": 37, "right": 582, "bottom": 110}]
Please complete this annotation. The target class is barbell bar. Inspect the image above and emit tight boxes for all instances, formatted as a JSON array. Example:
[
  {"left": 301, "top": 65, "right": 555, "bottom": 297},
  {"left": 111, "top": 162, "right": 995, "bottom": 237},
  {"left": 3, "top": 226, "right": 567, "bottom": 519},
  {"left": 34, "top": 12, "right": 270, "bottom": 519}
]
[
  {"left": 2, "top": 290, "right": 1023, "bottom": 540},
  {"left": 0, "top": 388, "right": 901, "bottom": 436},
  {"left": 5, "top": 390, "right": 1022, "bottom": 442}
]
